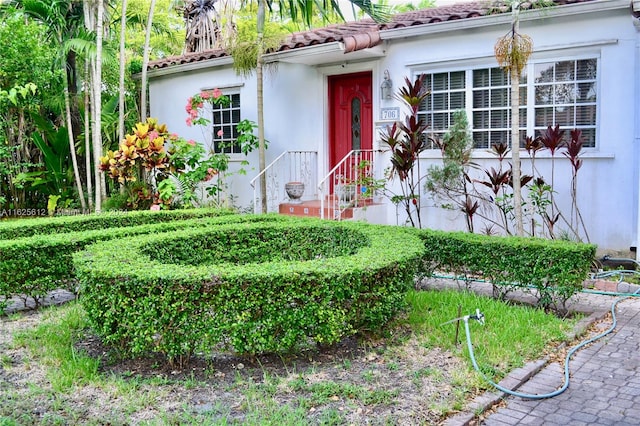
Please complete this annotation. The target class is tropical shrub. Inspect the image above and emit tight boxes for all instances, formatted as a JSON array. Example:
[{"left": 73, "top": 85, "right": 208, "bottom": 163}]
[
  {"left": 73, "top": 217, "right": 425, "bottom": 363},
  {"left": 99, "top": 113, "right": 259, "bottom": 210},
  {"left": 380, "top": 76, "right": 431, "bottom": 228}
]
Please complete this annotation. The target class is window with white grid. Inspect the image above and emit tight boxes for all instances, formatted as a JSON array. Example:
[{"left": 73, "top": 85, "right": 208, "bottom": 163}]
[
  {"left": 212, "top": 92, "right": 241, "bottom": 154},
  {"left": 417, "top": 71, "right": 465, "bottom": 148},
  {"left": 416, "top": 56, "right": 598, "bottom": 150}
]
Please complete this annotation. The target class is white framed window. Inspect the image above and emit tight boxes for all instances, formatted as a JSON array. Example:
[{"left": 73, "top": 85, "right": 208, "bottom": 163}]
[
  {"left": 471, "top": 67, "right": 527, "bottom": 149},
  {"left": 212, "top": 92, "right": 241, "bottom": 154},
  {"left": 418, "top": 71, "right": 465, "bottom": 147},
  {"left": 532, "top": 58, "right": 597, "bottom": 148},
  {"left": 417, "top": 56, "right": 598, "bottom": 149}
]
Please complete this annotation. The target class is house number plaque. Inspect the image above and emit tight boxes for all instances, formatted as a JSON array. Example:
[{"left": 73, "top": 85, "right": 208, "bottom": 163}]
[{"left": 380, "top": 107, "right": 400, "bottom": 121}]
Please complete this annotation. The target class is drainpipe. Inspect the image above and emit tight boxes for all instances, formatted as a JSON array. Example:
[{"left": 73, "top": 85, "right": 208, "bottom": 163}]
[{"left": 634, "top": 5, "right": 640, "bottom": 261}]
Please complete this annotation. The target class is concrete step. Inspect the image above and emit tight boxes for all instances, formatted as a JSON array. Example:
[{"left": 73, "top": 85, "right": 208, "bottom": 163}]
[{"left": 278, "top": 199, "right": 383, "bottom": 221}]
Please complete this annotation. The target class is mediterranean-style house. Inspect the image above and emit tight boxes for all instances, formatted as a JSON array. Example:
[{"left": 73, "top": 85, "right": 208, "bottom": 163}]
[{"left": 148, "top": 0, "right": 640, "bottom": 255}]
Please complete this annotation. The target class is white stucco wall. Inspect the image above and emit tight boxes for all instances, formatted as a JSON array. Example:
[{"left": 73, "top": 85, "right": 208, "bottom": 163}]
[
  {"left": 373, "top": 3, "right": 639, "bottom": 252},
  {"left": 149, "top": 1, "right": 639, "bottom": 253}
]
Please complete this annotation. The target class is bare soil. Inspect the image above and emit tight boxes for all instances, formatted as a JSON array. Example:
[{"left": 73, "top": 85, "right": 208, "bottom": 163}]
[{"left": 0, "top": 296, "right": 475, "bottom": 425}]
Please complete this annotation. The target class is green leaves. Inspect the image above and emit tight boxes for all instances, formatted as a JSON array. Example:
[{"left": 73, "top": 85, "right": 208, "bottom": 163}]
[
  {"left": 74, "top": 217, "right": 425, "bottom": 362},
  {"left": 0, "top": 208, "right": 235, "bottom": 305},
  {"left": 417, "top": 229, "right": 596, "bottom": 311}
]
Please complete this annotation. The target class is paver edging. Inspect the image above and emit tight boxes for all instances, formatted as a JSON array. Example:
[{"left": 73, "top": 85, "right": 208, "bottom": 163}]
[{"left": 443, "top": 308, "right": 610, "bottom": 426}]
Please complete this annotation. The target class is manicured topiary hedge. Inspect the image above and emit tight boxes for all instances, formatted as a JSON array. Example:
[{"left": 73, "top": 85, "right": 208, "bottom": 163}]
[
  {"left": 0, "top": 213, "right": 285, "bottom": 306},
  {"left": 416, "top": 229, "right": 596, "bottom": 309},
  {"left": 0, "top": 207, "right": 235, "bottom": 240},
  {"left": 73, "top": 218, "right": 425, "bottom": 361}
]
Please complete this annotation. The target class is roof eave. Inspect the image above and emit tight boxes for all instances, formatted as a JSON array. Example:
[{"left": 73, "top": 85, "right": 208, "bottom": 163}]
[
  {"left": 381, "top": 0, "right": 632, "bottom": 41},
  {"left": 148, "top": 56, "right": 234, "bottom": 78},
  {"left": 263, "top": 42, "right": 386, "bottom": 66}
]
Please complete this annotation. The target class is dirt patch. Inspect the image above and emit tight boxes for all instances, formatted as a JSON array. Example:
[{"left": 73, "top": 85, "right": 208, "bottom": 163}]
[{"left": 1, "top": 305, "right": 475, "bottom": 425}]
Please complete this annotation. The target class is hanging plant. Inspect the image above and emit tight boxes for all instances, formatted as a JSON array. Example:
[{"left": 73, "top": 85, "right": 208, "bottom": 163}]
[{"left": 494, "top": 29, "right": 533, "bottom": 75}]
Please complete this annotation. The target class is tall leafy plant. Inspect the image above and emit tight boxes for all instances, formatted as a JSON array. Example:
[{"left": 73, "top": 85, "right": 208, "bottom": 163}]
[
  {"left": 425, "top": 110, "right": 477, "bottom": 231},
  {"left": 380, "top": 76, "right": 431, "bottom": 228}
]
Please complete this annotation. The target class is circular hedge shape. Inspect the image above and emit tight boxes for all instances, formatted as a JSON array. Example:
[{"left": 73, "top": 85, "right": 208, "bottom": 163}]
[
  {"left": 142, "top": 224, "right": 369, "bottom": 266},
  {"left": 74, "top": 217, "right": 425, "bottom": 360}
]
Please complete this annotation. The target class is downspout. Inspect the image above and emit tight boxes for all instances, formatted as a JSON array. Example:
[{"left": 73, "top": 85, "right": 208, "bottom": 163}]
[{"left": 634, "top": 3, "right": 640, "bottom": 261}]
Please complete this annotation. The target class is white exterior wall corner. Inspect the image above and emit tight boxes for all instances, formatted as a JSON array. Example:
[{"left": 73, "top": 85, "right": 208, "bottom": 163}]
[
  {"left": 149, "top": 65, "right": 260, "bottom": 211},
  {"left": 634, "top": 11, "right": 640, "bottom": 259}
]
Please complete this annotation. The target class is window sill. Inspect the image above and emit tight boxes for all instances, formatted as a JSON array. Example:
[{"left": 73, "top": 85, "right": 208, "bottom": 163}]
[{"left": 419, "top": 150, "right": 615, "bottom": 160}]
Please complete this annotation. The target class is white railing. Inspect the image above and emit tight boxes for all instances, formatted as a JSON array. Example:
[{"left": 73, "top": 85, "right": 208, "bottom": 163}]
[
  {"left": 250, "top": 150, "right": 318, "bottom": 213},
  {"left": 318, "top": 150, "right": 382, "bottom": 220}
]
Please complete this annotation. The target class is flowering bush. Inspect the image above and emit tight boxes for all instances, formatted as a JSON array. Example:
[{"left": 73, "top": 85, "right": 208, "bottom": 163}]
[
  {"left": 100, "top": 88, "right": 261, "bottom": 211},
  {"left": 185, "top": 88, "right": 228, "bottom": 127},
  {"left": 185, "top": 89, "right": 262, "bottom": 155},
  {"left": 100, "top": 118, "right": 225, "bottom": 210}
]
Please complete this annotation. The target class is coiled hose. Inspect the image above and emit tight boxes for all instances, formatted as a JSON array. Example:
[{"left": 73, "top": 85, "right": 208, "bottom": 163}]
[{"left": 461, "top": 257, "right": 640, "bottom": 399}]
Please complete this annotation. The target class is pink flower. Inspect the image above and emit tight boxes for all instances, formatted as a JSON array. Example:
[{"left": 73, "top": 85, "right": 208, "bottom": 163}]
[
  {"left": 212, "top": 88, "right": 222, "bottom": 99},
  {"left": 190, "top": 109, "right": 199, "bottom": 118},
  {"left": 186, "top": 117, "right": 192, "bottom": 127},
  {"left": 204, "top": 167, "right": 218, "bottom": 182},
  {"left": 150, "top": 204, "right": 161, "bottom": 211},
  {"left": 187, "top": 140, "right": 196, "bottom": 146},
  {"left": 148, "top": 130, "right": 159, "bottom": 142},
  {"left": 200, "top": 91, "right": 210, "bottom": 99},
  {"left": 217, "top": 129, "right": 224, "bottom": 137}
]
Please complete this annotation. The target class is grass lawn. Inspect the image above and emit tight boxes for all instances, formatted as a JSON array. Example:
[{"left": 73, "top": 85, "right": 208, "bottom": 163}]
[{"left": 0, "top": 288, "right": 580, "bottom": 425}]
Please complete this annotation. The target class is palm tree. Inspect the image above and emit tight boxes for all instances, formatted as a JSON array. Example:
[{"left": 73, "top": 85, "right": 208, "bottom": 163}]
[
  {"left": 181, "top": 0, "right": 221, "bottom": 52},
  {"left": 174, "top": 0, "right": 387, "bottom": 212},
  {"left": 83, "top": 0, "right": 107, "bottom": 211},
  {"left": 494, "top": 1, "right": 533, "bottom": 236},
  {"left": 94, "top": 0, "right": 105, "bottom": 210},
  {"left": 118, "top": 0, "right": 128, "bottom": 144},
  {"left": 10, "top": 0, "right": 88, "bottom": 212}
]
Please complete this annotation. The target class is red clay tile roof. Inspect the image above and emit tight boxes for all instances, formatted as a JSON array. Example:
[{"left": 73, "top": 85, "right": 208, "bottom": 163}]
[{"left": 148, "top": 0, "right": 597, "bottom": 71}]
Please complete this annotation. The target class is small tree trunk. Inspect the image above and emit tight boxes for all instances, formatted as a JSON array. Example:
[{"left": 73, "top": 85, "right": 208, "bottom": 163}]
[
  {"left": 84, "top": 60, "right": 94, "bottom": 211},
  {"left": 93, "top": 0, "right": 105, "bottom": 212},
  {"left": 118, "top": 0, "right": 128, "bottom": 142},
  {"left": 63, "top": 69, "right": 87, "bottom": 212},
  {"left": 257, "top": 0, "right": 267, "bottom": 213},
  {"left": 511, "top": 67, "right": 523, "bottom": 236},
  {"left": 140, "top": 0, "right": 157, "bottom": 122}
]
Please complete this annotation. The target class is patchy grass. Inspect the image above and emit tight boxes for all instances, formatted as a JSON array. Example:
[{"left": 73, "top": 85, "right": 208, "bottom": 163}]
[
  {"left": 0, "top": 288, "right": 579, "bottom": 424},
  {"left": 404, "top": 289, "right": 575, "bottom": 379}
]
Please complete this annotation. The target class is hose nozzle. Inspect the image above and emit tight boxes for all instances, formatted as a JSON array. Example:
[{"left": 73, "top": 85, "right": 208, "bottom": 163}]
[{"left": 470, "top": 309, "right": 485, "bottom": 325}]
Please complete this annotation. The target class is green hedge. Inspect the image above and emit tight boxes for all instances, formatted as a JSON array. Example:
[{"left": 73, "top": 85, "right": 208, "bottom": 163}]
[
  {"left": 416, "top": 229, "right": 596, "bottom": 309},
  {"left": 73, "top": 218, "right": 425, "bottom": 360},
  {"left": 0, "top": 213, "right": 287, "bottom": 306},
  {"left": 0, "top": 208, "right": 235, "bottom": 240}
]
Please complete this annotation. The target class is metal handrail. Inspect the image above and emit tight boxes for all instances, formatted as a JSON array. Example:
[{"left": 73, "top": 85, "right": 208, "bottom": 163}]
[
  {"left": 250, "top": 150, "right": 318, "bottom": 214},
  {"left": 319, "top": 149, "right": 378, "bottom": 220}
]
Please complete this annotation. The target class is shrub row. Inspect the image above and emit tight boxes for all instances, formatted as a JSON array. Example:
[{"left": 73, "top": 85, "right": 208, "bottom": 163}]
[
  {"left": 0, "top": 213, "right": 286, "bottom": 307},
  {"left": 416, "top": 229, "right": 596, "bottom": 310},
  {"left": 0, "top": 207, "right": 235, "bottom": 240},
  {"left": 73, "top": 218, "right": 425, "bottom": 361}
]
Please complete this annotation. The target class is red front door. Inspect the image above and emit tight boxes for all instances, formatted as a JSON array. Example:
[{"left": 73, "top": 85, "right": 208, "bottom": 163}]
[{"left": 328, "top": 72, "right": 373, "bottom": 171}]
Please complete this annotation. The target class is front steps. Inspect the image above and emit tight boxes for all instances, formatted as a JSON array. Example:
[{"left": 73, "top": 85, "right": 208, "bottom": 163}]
[{"left": 278, "top": 199, "right": 386, "bottom": 222}]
